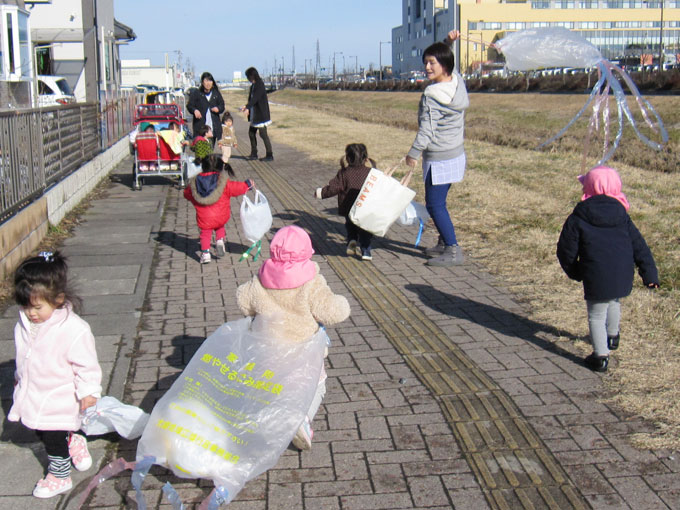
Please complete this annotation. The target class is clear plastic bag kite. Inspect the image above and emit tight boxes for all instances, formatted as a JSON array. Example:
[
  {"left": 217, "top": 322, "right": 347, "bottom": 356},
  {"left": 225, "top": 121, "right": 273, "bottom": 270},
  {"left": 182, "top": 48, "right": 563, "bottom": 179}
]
[
  {"left": 135, "top": 317, "right": 327, "bottom": 506},
  {"left": 494, "top": 27, "right": 668, "bottom": 169}
]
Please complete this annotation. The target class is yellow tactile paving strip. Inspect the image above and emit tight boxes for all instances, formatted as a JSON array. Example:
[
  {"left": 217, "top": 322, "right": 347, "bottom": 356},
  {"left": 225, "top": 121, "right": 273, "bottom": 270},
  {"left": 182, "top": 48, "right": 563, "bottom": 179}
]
[{"left": 248, "top": 158, "right": 589, "bottom": 510}]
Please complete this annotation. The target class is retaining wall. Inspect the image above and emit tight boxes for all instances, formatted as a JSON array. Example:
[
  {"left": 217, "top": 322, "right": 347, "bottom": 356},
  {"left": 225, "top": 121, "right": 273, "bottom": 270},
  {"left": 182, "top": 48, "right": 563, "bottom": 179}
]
[{"left": 0, "top": 138, "right": 129, "bottom": 278}]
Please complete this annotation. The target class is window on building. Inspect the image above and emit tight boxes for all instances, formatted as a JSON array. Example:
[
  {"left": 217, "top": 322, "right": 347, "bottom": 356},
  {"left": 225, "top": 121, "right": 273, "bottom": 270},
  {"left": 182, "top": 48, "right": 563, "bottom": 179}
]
[
  {"left": 531, "top": 1, "right": 551, "bottom": 8},
  {"left": 579, "top": 0, "right": 597, "bottom": 7},
  {"left": 415, "top": 0, "right": 421, "bottom": 18},
  {"left": 6, "top": 12, "right": 15, "bottom": 74}
]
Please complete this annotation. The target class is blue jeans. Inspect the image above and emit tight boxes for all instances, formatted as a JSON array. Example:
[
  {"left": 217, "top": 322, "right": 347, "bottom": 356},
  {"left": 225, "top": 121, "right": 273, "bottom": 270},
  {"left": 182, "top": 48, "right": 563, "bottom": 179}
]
[{"left": 424, "top": 168, "right": 457, "bottom": 246}]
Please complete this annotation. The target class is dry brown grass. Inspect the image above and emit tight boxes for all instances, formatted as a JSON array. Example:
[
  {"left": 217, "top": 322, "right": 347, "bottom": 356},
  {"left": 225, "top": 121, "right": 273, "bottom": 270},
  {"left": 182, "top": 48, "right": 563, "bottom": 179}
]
[{"left": 225, "top": 89, "right": 680, "bottom": 449}]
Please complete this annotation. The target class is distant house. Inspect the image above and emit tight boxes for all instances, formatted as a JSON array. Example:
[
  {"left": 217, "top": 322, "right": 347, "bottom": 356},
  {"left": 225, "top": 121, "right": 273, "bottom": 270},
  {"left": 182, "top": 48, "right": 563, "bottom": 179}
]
[
  {"left": 25, "top": 0, "right": 135, "bottom": 104},
  {"left": 121, "top": 58, "right": 188, "bottom": 91},
  {"left": 0, "top": 0, "right": 32, "bottom": 108}
]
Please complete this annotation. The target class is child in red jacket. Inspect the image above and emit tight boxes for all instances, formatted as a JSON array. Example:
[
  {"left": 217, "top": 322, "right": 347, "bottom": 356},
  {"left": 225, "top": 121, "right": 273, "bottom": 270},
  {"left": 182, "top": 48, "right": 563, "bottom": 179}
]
[{"left": 184, "top": 154, "right": 254, "bottom": 263}]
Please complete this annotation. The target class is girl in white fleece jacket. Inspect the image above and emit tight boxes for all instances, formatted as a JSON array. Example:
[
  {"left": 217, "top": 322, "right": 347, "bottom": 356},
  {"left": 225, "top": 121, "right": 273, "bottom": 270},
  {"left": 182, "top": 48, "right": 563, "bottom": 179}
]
[{"left": 10, "top": 251, "right": 102, "bottom": 499}]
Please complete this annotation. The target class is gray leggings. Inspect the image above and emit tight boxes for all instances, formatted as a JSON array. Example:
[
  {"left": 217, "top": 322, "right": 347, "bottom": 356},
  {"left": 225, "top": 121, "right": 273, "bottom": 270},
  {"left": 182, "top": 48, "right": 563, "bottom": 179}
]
[{"left": 586, "top": 299, "right": 621, "bottom": 356}]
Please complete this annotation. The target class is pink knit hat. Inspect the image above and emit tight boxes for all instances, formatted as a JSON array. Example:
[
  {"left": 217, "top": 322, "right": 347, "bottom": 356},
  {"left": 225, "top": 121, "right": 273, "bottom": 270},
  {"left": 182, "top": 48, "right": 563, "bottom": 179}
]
[
  {"left": 258, "top": 225, "right": 317, "bottom": 289},
  {"left": 578, "top": 166, "right": 630, "bottom": 211}
]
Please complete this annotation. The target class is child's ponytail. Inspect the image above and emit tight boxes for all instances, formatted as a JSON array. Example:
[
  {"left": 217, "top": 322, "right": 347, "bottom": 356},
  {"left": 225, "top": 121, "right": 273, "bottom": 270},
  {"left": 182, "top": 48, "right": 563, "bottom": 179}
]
[{"left": 14, "top": 251, "right": 82, "bottom": 313}]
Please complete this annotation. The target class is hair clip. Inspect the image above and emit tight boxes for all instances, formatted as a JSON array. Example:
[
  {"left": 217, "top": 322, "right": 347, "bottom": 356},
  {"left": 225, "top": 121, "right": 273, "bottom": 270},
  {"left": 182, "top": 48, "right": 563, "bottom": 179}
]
[{"left": 38, "top": 251, "right": 54, "bottom": 262}]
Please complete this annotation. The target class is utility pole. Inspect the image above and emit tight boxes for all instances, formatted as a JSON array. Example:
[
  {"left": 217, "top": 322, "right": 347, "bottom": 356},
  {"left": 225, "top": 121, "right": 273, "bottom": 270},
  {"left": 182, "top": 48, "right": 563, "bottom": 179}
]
[
  {"left": 315, "top": 39, "right": 321, "bottom": 78},
  {"left": 292, "top": 45, "right": 296, "bottom": 76}
]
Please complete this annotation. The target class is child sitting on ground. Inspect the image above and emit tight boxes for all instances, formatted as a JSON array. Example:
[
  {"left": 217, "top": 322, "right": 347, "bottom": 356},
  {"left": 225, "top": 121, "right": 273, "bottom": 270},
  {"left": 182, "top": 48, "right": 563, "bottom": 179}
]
[
  {"left": 556, "top": 166, "right": 659, "bottom": 372},
  {"left": 236, "top": 225, "right": 350, "bottom": 449},
  {"left": 315, "top": 143, "right": 377, "bottom": 261},
  {"left": 184, "top": 153, "right": 254, "bottom": 264},
  {"left": 10, "top": 251, "right": 102, "bottom": 499},
  {"left": 217, "top": 111, "right": 238, "bottom": 163}
]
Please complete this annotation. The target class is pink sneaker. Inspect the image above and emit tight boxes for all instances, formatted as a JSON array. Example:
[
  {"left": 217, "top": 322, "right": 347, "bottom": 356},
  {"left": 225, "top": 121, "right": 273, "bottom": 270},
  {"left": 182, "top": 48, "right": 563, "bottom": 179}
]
[
  {"left": 69, "top": 433, "right": 92, "bottom": 471},
  {"left": 33, "top": 473, "right": 72, "bottom": 498}
]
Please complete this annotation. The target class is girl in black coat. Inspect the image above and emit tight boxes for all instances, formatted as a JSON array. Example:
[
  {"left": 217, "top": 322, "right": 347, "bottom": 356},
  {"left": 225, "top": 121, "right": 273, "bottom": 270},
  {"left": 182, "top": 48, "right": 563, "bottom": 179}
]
[
  {"left": 187, "top": 72, "right": 225, "bottom": 145},
  {"left": 556, "top": 166, "right": 659, "bottom": 372},
  {"left": 240, "top": 67, "right": 273, "bottom": 161}
]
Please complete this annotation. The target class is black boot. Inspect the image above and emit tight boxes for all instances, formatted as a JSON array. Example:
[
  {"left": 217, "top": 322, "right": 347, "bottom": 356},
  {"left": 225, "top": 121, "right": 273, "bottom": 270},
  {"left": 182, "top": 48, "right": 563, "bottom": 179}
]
[
  {"left": 245, "top": 153, "right": 258, "bottom": 160},
  {"left": 584, "top": 353, "right": 609, "bottom": 372},
  {"left": 260, "top": 153, "right": 274, "bottom": 162}
]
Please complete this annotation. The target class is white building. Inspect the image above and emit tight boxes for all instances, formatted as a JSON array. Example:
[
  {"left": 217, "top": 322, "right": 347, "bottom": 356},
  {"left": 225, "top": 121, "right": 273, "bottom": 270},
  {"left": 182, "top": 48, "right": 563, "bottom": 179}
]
[
  {"left": 121, "top": 58, "right": 189, "bottom": 90},
  {"left": 26, "top": 0, "right": 135, "bottom": 103}
]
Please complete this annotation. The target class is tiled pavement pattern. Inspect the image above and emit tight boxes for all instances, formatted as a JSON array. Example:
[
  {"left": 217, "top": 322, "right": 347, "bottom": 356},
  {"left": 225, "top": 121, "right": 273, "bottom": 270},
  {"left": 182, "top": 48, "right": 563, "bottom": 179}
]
[{"left": 9, "top": 116, "right": 676, "bottom": 509}]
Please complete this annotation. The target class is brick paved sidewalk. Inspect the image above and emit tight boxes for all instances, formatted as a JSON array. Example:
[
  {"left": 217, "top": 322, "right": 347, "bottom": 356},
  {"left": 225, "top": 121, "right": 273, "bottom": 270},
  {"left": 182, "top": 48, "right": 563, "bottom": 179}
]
[{"left": 55, "top": 118, "right": 680, "bottom": 509}]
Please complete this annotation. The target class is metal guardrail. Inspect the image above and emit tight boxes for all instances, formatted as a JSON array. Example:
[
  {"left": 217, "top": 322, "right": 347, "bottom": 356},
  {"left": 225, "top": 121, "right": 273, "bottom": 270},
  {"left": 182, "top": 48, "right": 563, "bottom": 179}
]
[{"left": 0, "top": 96, "right": 136, "bottom": 224}]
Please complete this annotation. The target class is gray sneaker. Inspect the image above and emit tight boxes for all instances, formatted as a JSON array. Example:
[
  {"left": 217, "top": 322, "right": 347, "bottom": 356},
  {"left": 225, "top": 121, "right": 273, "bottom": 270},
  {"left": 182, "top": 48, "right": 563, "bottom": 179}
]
[
  {"left": 426, "top": 244, "right": 464, "bottom": 267},
  {"left": 425, "top": 237, "right": 446, "bottom": 258}
]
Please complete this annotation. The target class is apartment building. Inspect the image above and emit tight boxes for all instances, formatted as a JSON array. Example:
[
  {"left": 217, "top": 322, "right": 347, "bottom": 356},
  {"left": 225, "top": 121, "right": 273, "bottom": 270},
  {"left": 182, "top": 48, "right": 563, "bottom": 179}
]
[{"left": 392, "top": 0, "right": 680, "bottom": 76}]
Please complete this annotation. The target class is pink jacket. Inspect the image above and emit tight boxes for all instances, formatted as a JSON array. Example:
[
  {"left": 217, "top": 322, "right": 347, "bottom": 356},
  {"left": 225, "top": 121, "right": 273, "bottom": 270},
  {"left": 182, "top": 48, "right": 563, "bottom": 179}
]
[{"left": 9, "top": 305, "right": 102, "bottom": 431}]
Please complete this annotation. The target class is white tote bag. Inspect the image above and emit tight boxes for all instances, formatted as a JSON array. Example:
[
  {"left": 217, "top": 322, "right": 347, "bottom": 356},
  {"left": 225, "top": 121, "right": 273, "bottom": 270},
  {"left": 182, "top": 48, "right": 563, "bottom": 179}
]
[
  {"left": 240, "top": 190, "right": 273, "bottom": 244},
  {"left": 349, "top": 163, "right": 415, "bottom": 237}
]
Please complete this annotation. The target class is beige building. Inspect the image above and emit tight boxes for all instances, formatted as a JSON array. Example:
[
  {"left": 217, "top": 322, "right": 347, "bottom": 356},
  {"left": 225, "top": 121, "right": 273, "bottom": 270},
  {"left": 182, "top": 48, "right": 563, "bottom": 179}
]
[{"left": 392, "top": 0, "right": 680, "bottom": 76}]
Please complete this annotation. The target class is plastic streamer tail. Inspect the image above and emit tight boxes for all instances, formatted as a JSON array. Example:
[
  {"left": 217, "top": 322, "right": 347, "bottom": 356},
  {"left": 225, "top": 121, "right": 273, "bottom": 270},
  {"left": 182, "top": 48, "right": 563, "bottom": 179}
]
[
  {"left": 197, "top": 486, "right": 230, "bottom": 510},
  {"left": 162, "top": 482, "right": 187, "bottom": 510},
  {"left": 536, "top": 59, "right": 668, "bottom": 167},
  {"left": 75, "top": 456, "right": 155, "bottom": 510},
  {"left": 414, "top": 219, "right": 424, "bottom": 247},
  {"left": 239, "top": 239, "right": 262, "bottom": 262}
]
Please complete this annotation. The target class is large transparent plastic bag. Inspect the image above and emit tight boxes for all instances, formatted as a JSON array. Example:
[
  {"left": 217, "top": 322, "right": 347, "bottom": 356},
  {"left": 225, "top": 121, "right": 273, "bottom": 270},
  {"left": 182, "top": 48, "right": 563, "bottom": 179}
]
[
  {"left": 135, "top": 317, "right": 326, "bottom": 505},
  {"left": 495, "top": 27, "right": 602, "bottom": 71}
]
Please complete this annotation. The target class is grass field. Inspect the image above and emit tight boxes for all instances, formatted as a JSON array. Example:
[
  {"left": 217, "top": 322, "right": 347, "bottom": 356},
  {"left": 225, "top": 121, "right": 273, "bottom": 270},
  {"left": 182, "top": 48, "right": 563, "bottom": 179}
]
[{"left": 225, "top": 88, "right": 680, "bottom": 449}]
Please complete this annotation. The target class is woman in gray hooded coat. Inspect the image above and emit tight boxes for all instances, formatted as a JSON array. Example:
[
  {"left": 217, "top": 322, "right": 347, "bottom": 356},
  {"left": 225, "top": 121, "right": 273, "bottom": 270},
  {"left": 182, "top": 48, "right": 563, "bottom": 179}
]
[{"left": 405, "top": 30, "right": 469, "bottom": 267}]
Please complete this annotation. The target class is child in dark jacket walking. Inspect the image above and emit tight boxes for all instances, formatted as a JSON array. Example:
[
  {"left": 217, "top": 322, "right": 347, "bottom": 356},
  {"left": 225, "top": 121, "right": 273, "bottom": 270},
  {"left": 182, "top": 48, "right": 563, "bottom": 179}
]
[
  {"left": 315, "top": 143, "right": 376, "bottom": 261},
  {"left": 556, "top": 166, "right": 659, "bottom": 372},
  {"left": 184, "top": 154, "right": 254, "bottom": 264}
]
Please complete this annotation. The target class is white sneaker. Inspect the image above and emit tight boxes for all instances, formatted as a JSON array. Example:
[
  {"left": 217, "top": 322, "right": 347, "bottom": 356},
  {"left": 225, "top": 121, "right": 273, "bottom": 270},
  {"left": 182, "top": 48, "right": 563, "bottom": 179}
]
[
  {"left": 33, "top": 474, "right": 72, "bottom": 498},
  {"left": 69, "top": 432, "right": 92, "bottom": 471},
  {"left": 200, "top": 251, "right": 211, "bottom": 264},
  {"left": 216, "top": 239, "right": 226, "bottom": 257}
]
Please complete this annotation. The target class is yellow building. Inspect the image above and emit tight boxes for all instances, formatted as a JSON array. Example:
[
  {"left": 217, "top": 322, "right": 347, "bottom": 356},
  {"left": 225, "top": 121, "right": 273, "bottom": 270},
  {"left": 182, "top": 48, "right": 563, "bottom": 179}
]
[{"left": 392, "top": 0, "right": 680, "bottom": 76}]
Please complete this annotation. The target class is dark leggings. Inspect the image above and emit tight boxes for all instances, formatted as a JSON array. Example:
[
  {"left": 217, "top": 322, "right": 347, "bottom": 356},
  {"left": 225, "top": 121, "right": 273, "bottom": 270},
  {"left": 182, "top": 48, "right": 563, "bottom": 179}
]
[
  {"left": 36, "top": 430, "right": 69, "bottom": 458},
  {"left": 248, "top": 126, "right": 272, "bottom": 156},
  {"left": 345, "top": 216, "right": 373, "bottom": 250}
]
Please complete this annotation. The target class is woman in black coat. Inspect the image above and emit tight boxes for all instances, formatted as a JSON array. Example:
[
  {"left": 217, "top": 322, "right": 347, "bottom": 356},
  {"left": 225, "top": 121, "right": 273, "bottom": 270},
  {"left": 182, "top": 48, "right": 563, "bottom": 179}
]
[
  {"left": 187, "top": 71, "right": 225, "bottom": 145},
  {"left": 240, "top": 67, "right": 273, "bottom": 161}
]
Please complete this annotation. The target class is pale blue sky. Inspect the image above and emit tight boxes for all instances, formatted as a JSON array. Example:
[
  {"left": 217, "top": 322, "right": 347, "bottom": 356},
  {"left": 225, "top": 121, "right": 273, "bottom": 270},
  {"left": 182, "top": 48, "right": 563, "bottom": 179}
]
[{"left": 115, "top": 0, "right": 402, "bottom": 82}]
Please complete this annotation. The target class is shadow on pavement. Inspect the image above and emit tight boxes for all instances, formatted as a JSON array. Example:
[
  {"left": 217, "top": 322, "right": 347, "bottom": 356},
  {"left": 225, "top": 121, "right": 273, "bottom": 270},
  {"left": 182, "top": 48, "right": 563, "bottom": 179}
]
[{"left": 406, "top": 283, "right": 586, "bottom": 364}]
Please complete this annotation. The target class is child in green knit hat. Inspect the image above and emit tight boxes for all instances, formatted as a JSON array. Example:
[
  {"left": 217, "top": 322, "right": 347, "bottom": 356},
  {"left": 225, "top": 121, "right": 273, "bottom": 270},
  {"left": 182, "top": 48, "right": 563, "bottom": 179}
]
[{"left": 191, "top": 125, "right": 214, "bottom": 165}]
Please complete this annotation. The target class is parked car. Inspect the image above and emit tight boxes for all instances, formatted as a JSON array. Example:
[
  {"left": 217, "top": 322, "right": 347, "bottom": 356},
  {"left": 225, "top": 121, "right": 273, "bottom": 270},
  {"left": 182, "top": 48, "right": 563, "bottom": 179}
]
[{"left": 37, "top": 75, "right": 76, "bottom": 107}]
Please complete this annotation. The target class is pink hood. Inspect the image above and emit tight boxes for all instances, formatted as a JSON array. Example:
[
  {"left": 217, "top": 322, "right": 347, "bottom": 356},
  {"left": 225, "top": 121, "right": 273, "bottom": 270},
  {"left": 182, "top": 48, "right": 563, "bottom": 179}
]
[
  {"left": 578, "top": 166, "right": 630, "bottom": 210},
  {"left": 258, "top": 225, "right": 316, "bottom": 289}
]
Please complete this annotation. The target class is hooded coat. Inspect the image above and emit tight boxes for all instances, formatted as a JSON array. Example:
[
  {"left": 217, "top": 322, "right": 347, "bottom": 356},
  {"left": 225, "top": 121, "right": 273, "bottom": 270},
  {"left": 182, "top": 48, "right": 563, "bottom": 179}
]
[
  {"left": 183, "top": 171, "right": 250, "bottom": 230},
  {"left": 556, "top": 195, "right": 659, "bottom": 301},
  {"left": 9, "top": 305, "right": 102, "bottom": 431},
  {"left": 407, "top": 75, "right": 469, "bottom": 162},
  {"left": 237, "top": 263, "right": 350, "bottom": 343}
]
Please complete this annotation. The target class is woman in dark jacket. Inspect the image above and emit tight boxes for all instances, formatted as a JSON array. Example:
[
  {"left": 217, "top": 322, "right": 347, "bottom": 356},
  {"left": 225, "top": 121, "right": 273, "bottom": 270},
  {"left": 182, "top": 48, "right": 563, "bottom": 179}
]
[
  {"left": 240, "top": 67, "right": 273, "bottom": 161},
  {"left": 187, "top": 72, "right": 225, "bottom": 145},
  {"left": 556, "top": 166, "right": 658, "bottom": 373}
]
